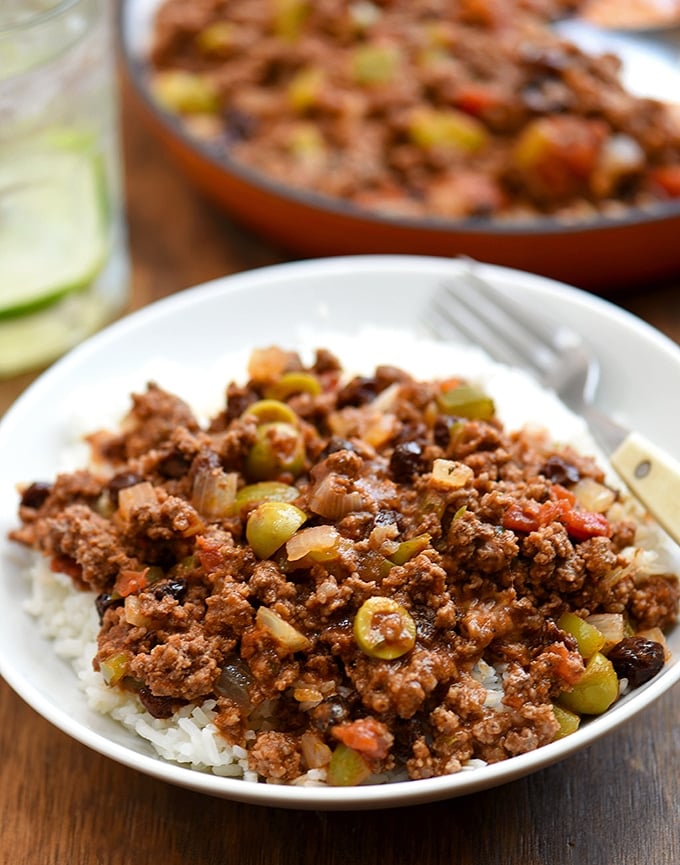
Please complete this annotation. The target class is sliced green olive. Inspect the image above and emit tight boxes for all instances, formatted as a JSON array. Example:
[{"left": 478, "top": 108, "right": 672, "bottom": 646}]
[
  {"left": 242, "top": 399, "right": 299, "bottom": 426},
  {"left": 351, "top": 43, "right": 401, "bottom": 85},
  {"left": 264, "top": 371, "right": 322, "bottom": 400},
  {"left": 558, "top": 651, "right": 619, "bottom": 716},
  {"left": 551, "top": 703, "right": 581, "bottom": 740},
  {"left": 151, "top": 70, "right": 220, "bottom": 115},
  {"left": 408, "top": 108, "right": 487, "bottom": 152},
  {"left": 196, "top": 21, "right": 234, "bottom": 55},
  {"left": 245, "top": 421, "right": 306, "bottom": 481},
  {"left": 435, "top": 384, "right": 495, "bottom": 420},
  {"left": 273, "top": 0, "right": 309, "bottom": 40},
  {"left": 246, "top": 501, "right": 307, "bottom": 559},
  {"left": 353, "top": 596, "right": 416, "bottom": 660},
  {"left": 389, "top": 533, "right": 431, "bottom": 566},
  {"left": 326, "top": 743, "right": 372, "bottom": 786},
  {"left": 99, "top": 652, "right": 130, "bottom": 686},
  {"left": 558, "top": 611, "right": 606, "bottom": 659},
  {"left": 235, "top": 481, "right": 300, "bottom": 511},
  {"left": 287, "top": 124, "right": 326, "bottom": 160},
  {"left": 286, "top": 68, "right": 326, "bottom": 113}
]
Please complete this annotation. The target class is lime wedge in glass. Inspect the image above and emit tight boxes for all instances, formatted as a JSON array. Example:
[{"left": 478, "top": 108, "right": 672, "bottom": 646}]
[{"left": 0, "top": 136, "right": 109, "bottom": 321}]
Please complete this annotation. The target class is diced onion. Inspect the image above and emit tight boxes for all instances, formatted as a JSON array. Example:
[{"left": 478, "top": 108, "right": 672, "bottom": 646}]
[
  {"left": 293, "top": 687, "right": 324, "bottom": 703},
  {"left": 572, "top": 478, "right": 616, "bottom": 514},
  {"left": 309, "top": 474, "right": 364, "bottom": 520},
  {"left": 370, "top": 382, "right": 401, "bottom": 412},
  {"left": 363, "top": 412, "right": 398, "bottom": 448},
  {"left": 300, "top": 731, "right": 332, "bottom": 769},
  {"left": 124, "top": 594, "right": 153, "bottom": 628},
  {"left": 247, "top": 346, "right": 296, "bottom": 382},
  {"left": 431, "top": 459, "right": 474, "bottom": 489},
  {"left": 256, "top": 606, "right": 311, "bottom": 652},
  {"left": 118, "top": 481, "right": 157, "bottom": 521},
  {"left": 585, "top": 613, "right": 625, "bottom": 653},
  {"left": 286, "top": 524, "right": 341, "bottom": 561},
  {"left": 192, "top": 467, "right": 238, "bottom": 518},
  {"left": 637, "top": 627, "right": 670, "bottom": 660}
]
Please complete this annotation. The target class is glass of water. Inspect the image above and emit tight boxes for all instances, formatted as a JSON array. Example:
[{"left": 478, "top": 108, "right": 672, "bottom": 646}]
[{"left": 0, "top": 0, "right": 130, "bottom": 378}]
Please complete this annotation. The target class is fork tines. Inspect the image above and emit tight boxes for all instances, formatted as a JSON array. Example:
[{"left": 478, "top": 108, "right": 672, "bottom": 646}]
[{"left": 427, "top": 266, "right": 580, "bottom": 377}]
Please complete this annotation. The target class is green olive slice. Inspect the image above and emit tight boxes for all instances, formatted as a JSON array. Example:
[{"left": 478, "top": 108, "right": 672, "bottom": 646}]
[
  {"left": 435, "top": 384, "right": 495, "bottom": 420},
  {"left": 246, "top": 501, "right": 307, "bottom": 559},
  {"left": 242, "top": 399, "right": 299, "bottom": 425},
  {"left": 245, "top": 421, "right": 306, "bottom": 481},
  {"left": 264, "top": 371, "right": 322, "bottom": 401},
  {"left": 353, "top": 596, "right": 416, "bottom": 660}
]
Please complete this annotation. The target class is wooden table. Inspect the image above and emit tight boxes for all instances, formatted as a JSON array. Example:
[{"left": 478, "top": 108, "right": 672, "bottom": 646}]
[{"left": 1, "top": 72, "right": 680, "bottom": 865}]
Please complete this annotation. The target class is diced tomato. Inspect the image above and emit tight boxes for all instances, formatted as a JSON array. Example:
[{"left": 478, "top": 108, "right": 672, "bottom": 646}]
[
  {"left": 502, "top": 498, "right": 570, "bottom": 533},
  {"left": 502, "top": 501, "right": 541, "bottom": 532},
  {"left": 114, "top": 567, "right": 149, "bottom": 598},
  {"left": 331, "top": 716, "right": 393, "bottom": 761},
  {"left": 195, "top": 534, "right": 224, "bottom": 573},
  {"left": 502, "top": 489, "right": 611, "bottom": 541},
  {"left": 454, "top": 83, "right": 504, "bottom": 117},
  {"left": 650, "top": 165, "right": 680, "bottom": 198},
  {"left": 551, "top": 484, "right": 576, "bottom": 506},
  {"left": 560, "top": 509, "right": 612, "bottom": 541},
  {"left": 547, "top": 642, "right": 584, "bottom": 686}
]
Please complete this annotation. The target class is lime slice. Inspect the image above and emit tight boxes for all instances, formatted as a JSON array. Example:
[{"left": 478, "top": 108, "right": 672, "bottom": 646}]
[{"left": 0, "top": 138, "right": 109, "bottom": 320}]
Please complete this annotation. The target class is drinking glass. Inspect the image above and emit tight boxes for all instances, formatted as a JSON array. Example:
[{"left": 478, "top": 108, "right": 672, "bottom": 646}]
[{"left": 0, "top": 0, "right": 130, "bottom": 378}]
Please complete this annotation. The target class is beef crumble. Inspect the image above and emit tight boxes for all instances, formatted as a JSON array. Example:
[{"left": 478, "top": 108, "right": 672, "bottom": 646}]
[{"left": 11, "top": 346, "right": 678, "bottom": 784}]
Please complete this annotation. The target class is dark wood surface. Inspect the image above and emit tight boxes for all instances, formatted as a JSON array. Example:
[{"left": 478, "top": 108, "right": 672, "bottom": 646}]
[{"left": 1, "top": 68, "right": 680, "bottom": 865}]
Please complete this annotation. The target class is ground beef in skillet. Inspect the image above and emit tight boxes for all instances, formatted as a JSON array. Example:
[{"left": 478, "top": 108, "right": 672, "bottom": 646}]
[{"left": 146, "top": 0, "right": 680, "bottom": 221}]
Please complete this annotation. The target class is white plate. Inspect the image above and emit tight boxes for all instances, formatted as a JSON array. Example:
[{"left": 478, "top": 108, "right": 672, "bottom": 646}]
[{"left": 0, "top": 255, "right": 678, "bottom": 810}]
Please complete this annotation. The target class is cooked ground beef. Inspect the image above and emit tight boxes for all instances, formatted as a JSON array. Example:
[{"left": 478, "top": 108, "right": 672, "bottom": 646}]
[
  {"left": 146, "top": 0, "right": 680, "bottom": 221},
  {"left": 10, "top": 346, "right": 678, "bottom": 784}
]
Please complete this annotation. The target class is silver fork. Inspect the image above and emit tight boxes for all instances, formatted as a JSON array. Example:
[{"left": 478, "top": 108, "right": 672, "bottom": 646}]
[{"left": 424, "top": 264, "right": 680, "bottom": 545}]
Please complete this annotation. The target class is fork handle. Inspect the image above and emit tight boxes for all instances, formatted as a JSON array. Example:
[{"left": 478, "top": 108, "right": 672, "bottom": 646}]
[{"left": 610, "top": 432, "right": 680, "bottom": 546}]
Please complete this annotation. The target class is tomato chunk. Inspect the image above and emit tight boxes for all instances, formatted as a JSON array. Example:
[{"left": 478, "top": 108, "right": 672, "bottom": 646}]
[
  {"left": 331, "top": 716, "right": 393, "bottom": 761},
  {"left": 560, "top": 509, "right": 612, "bottom": 541}
]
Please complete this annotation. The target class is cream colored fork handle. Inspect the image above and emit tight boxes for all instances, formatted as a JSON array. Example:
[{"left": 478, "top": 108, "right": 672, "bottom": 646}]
[{"left": 610, "top": 431, "right": 680, "bottom": 546}]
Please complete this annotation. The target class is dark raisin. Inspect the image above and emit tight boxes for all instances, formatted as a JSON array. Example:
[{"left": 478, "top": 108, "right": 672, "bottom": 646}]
[
  {"left": 540, "top": 455, "right": 581, "bottom": 486},
  {"left": 608, "top": 637, "right": 665, "bottom": 688},
  {"left": 20, "top": 481, "right": 52, "bottom": 509},
  {"left": 336, "top": 376, "right": 379, "bottom": 408},
  {"left": 390, "top": 441, "right": 425, "bottom": 483},
  {"left": 95, "top": 592, "right": 123, "bottom": 623},
  {"left": 107, "top": 471, "right": 144, "bottom": 506},
  {"left": 223, "top": 107, "right": 258, "bottom": 143},
  {"left": 308, "top": 695, "right": 351, "bottom": 732},
  {"left": 433, "top": 416, "right": 458, "bottom": 448},
  {"left": 320, "top": 436, "right": 356, "bottom": 458},
  {"left": 158, "top": 453, "right": 190, "bottom": 479},
  {"left": 151, "top": 578, "right": 188, "bottom": 604},
  {"left": 138, "top": 687, "right": 177, "bottom": 719}
]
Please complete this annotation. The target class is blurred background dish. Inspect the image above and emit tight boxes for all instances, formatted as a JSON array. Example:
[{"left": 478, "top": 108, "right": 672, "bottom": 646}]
[{"left": 118, "top": 0, "right": 680, "bottom": 292}]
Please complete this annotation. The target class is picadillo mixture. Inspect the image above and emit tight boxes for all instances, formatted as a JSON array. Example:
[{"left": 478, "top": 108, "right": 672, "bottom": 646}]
[{"left": 11, "top": 345, "right": 678, "bottom": 785}]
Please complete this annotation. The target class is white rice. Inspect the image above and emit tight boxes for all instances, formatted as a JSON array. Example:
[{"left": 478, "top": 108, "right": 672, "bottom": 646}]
[{"left": 20, "top": 330, "right": 676, "bottom": 784}]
